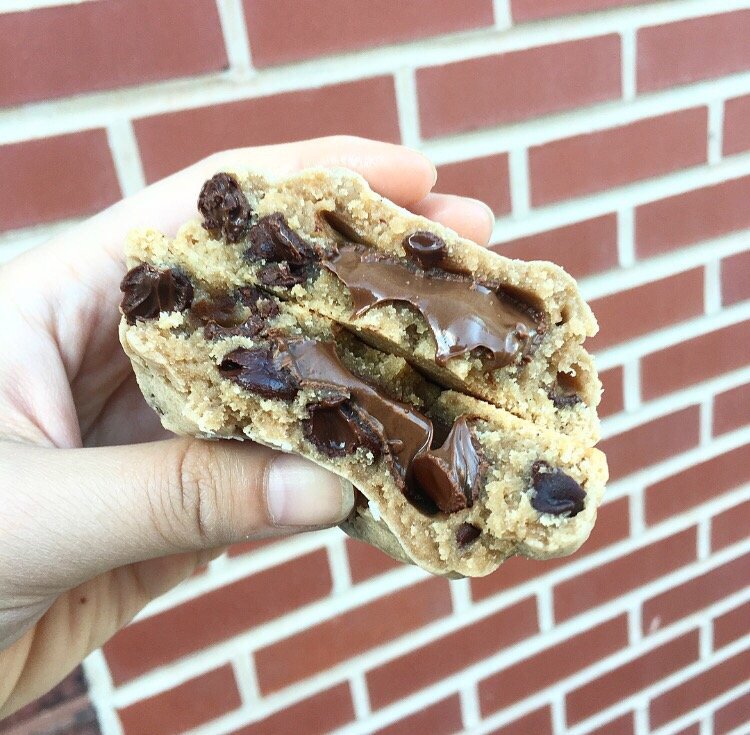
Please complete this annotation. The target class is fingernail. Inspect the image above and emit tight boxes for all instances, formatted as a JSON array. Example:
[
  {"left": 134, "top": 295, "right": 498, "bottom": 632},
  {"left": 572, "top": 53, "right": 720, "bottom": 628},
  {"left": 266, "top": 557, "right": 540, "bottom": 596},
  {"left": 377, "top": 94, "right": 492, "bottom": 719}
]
[{"left": 267, "top": 455, "right": 354, "bottom": 527}]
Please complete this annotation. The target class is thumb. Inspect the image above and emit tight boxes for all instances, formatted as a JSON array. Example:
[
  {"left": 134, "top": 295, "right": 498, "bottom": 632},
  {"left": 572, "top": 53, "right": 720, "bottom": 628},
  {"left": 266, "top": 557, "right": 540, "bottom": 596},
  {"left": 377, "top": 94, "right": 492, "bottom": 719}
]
[{"left": 0, "top": 438, "right": 353, "bottom": 591}]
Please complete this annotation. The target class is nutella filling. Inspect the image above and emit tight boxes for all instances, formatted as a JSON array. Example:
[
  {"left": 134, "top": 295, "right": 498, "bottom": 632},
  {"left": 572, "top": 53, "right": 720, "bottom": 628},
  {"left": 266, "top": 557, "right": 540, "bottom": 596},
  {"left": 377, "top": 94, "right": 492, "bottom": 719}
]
[{"left": 324, "top": 246, "right": 540, "bottom": 369}]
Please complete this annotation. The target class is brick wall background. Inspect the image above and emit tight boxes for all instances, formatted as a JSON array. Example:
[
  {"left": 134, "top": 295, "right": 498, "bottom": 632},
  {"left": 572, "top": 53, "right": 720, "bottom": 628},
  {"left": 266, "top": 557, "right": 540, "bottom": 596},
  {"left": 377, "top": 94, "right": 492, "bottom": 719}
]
[{"left": 1, "top": 1, "right": 748, "bottom": 734}]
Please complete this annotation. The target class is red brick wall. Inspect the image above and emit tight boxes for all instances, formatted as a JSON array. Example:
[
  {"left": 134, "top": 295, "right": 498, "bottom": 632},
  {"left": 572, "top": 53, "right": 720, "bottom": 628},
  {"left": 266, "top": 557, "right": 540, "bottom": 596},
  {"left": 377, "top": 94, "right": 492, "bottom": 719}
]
[{"left": 1, "top": 2, "right": 749, "bottom": 735}]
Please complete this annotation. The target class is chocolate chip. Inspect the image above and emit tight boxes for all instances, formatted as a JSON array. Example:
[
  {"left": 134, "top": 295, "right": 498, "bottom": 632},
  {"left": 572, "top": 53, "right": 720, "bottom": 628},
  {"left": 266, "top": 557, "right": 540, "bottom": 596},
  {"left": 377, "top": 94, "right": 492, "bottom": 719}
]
[
  {"left": 191, "top": 293, "right": 239, "bottom": 326},
  {"left": 120, "top": 263, "right": 194, "bottom": 324},
  {"left": 246, "top": 213, "right": 318, "bottom": 264},
  {"left": 218, "top": 347, "right": 299, "bottom": 399},
  {"left": 409, "top": 454, "right": 468, "bottom": 513},
  {"left": 198, "top": 173, "right": 252, "bottom": 243},
  {"left": 258, "top": 262, "right": 309, "bottom": 287},
  {"left": 530, "top": 460, "right": 586, "bottom": 517},
  {"left": 403, "top": 231, "right": 447, "bottom": 269},
  {"left": 548, "top": 390, "right": 583, "bottom": 409},
  {"left": 204, "top": 316, "right": 264, "bottom": 341},
  {"left": 320, "top": 210, "right": 368, "bottom": 245},
  {"left": 303, "top": 397, "right": 383, "bottom": 458},
  {"left": 456, "top": 523, "right": 481, "bottom": 547}
]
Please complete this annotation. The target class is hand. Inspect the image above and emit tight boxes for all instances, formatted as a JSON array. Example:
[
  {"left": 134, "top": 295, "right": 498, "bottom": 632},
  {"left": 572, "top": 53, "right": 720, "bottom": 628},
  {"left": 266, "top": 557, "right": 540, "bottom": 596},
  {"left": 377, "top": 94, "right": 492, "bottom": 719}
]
[{"left": 0, "top": 136, "right": 495, "bottom": 717}]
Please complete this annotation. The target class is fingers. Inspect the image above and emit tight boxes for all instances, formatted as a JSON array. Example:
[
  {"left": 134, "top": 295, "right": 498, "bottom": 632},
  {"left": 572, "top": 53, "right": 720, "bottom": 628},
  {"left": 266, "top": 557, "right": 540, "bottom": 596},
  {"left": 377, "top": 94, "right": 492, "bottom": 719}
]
[
  {"left": 0, "top": 439, "right": 354, "bottom": 592},
  {"left": 410, "top": 193, "right": 496, "bottom": 246}
]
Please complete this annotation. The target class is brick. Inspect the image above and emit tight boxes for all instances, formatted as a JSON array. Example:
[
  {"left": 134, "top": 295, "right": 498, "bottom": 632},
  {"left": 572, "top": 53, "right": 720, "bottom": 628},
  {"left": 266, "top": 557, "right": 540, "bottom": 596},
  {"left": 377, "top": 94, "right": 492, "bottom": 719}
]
[
  {"left": 554, "top": 527, "right": 697, "bottom": 622},
  {"left": 417, "top": 35, "right": 620, "bottom": 138},
  {"left": 642, "top": 553, "right": 750, "bottom": 634},
  {"left": 713, "top": 499, "right": 750, "bottom": 552},
  {"left": 714, "top": 382, "right": 750, "bottom": 436},
  {"left": 638, "top": 11, "right": 750, "bottom": 93},
  {"left": 135, "top": 76, "right": 400, "bottom": 181},
  {"left": 487, "top": 707, "right": 553, "bottom": 735},
  {"left": 346, "top": 538, "right": 402, "bottom": 583},
  {"left": 721, "top": 250, "right": 750, "bottom": 306},
  {"left": 714, "top": 691, "right": 750, "bottom": 735},
  {"left": 585, "top": 711, "right": 636, "bottom": 735},
  {"left": 649, "top": 647, "right": 750, "bottom": 728},
  {"left": 479, "top": 615, "right": 627, "bottom": 715},
  {"left": 672, "top": 726, "right": 701, "bottom": 735},
  {"left": 367, "top": 597, "right": 538, "bottom": 709},
  {"left": 566, "top": 630, "right": 700, "bottom": 725},
  {"left": 244, "top": 0, "right": 493, "bottom": 67},
  {"left": 373, "top": 695, "right": 463, "bottom": 735},
  {"left": 636, "top": 175, "right": 750, "bottom": 257},
  {"left": 118, "top": 666, "right": 240, "bottom": 735},
  {"left": 530, "top": 109, "right": 708, "bottom": 206},
  {"left": 597, "top": 405, "right": 700, "bottom": 481},
  {"left": 493, "top": 214, "right": 618, "bottom": 279},
  {"left": 436, "top": 154, "right": 511, "bottom": 215},
  {"left": 644, "top": 444, "right": 750, "bottom": 525},
  {"left": 588, "top": 268, "right": 704, "bottom": 352},
  {"left": 471, "top": 496, "right": 630, "bottom": 600},
  {"left": 724, "top": 95, "right": 750, "bottom": 156},
  {"left": 599, "top": 366, "right": 625, "bottom": 418},
  {"left": 0, "top": 0, "right": 225, "bottom": 107},
  {"left": 104, "top": 550, "right": 331, "bottom": 684},
  {"left": 641, "top": 321, "right": 750, "bottom": 400},
  {"left": 512, "top": 0, "right": 656, "bottom": 21},
  {"left": 714, "top": 601, "right": 750, "bottom": 649},
  {"left": 0, "top": 131, "right": 120, "bottom": 232},
  {"left": 645, "top": 445, "right": 750, "bottom": 525},
  {"left": 232, "top": 683, "right": 354, "bottom": 735},
  {"left": 255, "top": 577, "right": 451, "bottom": 693}
]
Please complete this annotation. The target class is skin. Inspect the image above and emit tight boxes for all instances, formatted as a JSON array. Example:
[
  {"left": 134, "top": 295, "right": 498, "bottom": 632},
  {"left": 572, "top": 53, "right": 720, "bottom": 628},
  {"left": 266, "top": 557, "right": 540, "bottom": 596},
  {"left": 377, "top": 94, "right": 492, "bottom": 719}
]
[{"left": 0, "top": 136, "right": 495, "bottom": 718}]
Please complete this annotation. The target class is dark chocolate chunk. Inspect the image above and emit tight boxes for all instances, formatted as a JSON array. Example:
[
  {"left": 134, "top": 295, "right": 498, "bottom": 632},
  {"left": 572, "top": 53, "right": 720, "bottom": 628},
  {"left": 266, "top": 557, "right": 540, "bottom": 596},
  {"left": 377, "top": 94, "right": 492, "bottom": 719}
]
[
  {"left": 548, "top": 390, "right": 583, "bottom": 409},
  {"left": 191, "top": 293, "right": 239, "bottom": 327},
  {"left": 408, "top": 416, "right": 486, "bottom": 514},
  {"left": 303, "top": 397, "right": 383, "bottom": 458},
  {"left": 120, "top": 263, "right": 193, "bottom": 324},
  {"left": 237, "top": 285, "right": 264, "bottom": 307},
  {"left": 456, "top": 523, "right": 481, "bottom": 547},
  {"left": 530, "top": 460, "right": 586, "bottom": 517},
  {"left": 198, "top": 173, "right": 252, "bottom": 243},
  {"left": 258, "top": 262, "right": 308, "bottom": 287},
  {"left": 403, "top": 231, "right": 447, "bottom": 269},
  {"left": 246, "top": 213, "right": 318, "bottom": 264},
  {"left": 324, "top": 246, "right": 541, "bottom": 370},
  {"left": 218, "top": 347, "right": 299, "bottom": 399},
  {"left": 204, "top": 316, "right": 264, "bottom": 341}
]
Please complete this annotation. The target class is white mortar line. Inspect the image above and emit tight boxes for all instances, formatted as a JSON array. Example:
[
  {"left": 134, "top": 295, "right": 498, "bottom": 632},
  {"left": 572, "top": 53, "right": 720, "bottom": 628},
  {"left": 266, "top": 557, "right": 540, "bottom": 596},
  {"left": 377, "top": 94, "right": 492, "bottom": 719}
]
[
  {"left": 492, "top": 0, "right": 512, "bottom": 29},
  {"left": 327, "top": 535, "right": 354, "bottom": 594},
  {"left": 3, "top": 2, "right": 750, "bottom": 147},
  {"left": 449, "top": 577, "right": 473, "bottom": 615},
  {"left": 629, "top": 486, "right": 646, "bottom": 538},
  {"left": 536, "top": 585, "right": 555, "bottom": 634},
  {"left": 700, "top": 716, "right": 714, "bottom": 735},
  {"left": 616, "top": 207, "right": 636, "bottom": 267},
  {"left": 106, "top": 120, "right": 145, "bottom": 197},
  {"left": 700, "top": 399, "right": 715, "bottom": 447},
  {"left": 634, "top": 703, "right": 651, "bottom": 735},
  {"left": 708, "top": 100, "right": 726, "bottom": 165},
  {"left": 508, "top": 148, "right": 531, "bottom": 217},
  {"left": 215, "top": 0, "right": 254, "bottom": 75},
  {"left": 697, "top": 519, "right": 713, "bottom": 563},
  {"left": 700, "top": 620, "right": 714, "bottom": 660},
  {"left": 81, "top": 649, "right": 122, "bottom": 735},
  {"left": 393, "top": 66, "right": 421, "bottom": 147},
  {"left": 551, "top": 694, "right": 567, "bottom": 735},
  {"left": 628, "top": 604, "right": 643, "bottom": 646},
  {"left": 705, "top": 260, "right": 724, "bottom": 315},
  {"left": 620, "top": 28, "right": 637, "bottom": 102},
  {"left": 1, "top": 0, "right": 97, "bottom": 10},
  {"left": 622, "top": 359, "right": 641, "bottom": 413},
  {"left": 231, "top": 655, "right": 260, "bottom": 705},
  {"left": 349, "top": 673, "right": 371, "bottom": 720},
  {"left": 459, "top": 684, "right": 482, "bottom": 730}
]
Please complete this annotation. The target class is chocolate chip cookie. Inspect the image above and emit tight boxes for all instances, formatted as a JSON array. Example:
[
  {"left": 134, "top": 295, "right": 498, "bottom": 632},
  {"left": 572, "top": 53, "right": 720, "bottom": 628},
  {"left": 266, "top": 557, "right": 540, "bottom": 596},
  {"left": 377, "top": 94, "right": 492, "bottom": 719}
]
[{"left": 119, "top": 168, "right": 608, "bottom": 577}]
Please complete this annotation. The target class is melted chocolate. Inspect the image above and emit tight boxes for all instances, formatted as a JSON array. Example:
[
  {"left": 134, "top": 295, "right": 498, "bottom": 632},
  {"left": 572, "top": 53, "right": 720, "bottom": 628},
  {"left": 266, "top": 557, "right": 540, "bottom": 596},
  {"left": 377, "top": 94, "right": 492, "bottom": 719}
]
[
  {"left": 303, "top": 397, "right": 383, "bottom": 458},
  {"left": 219, "top": 347, "right": 300, "bottom": 399},
  {"left": 408, "top": 416, "right": 486, "bottom": 513},
  {"left": 324, "top": 246, "right": 540, "bottom": 369},
  {"left": 403, "top": 231, "right": 447, "bottom": 269},
  {"left": 284, "top": 340, "right": 433, "bottom": 475},
  {"left": 530, "top": 460, "right": 586, "bottom": 517}
]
